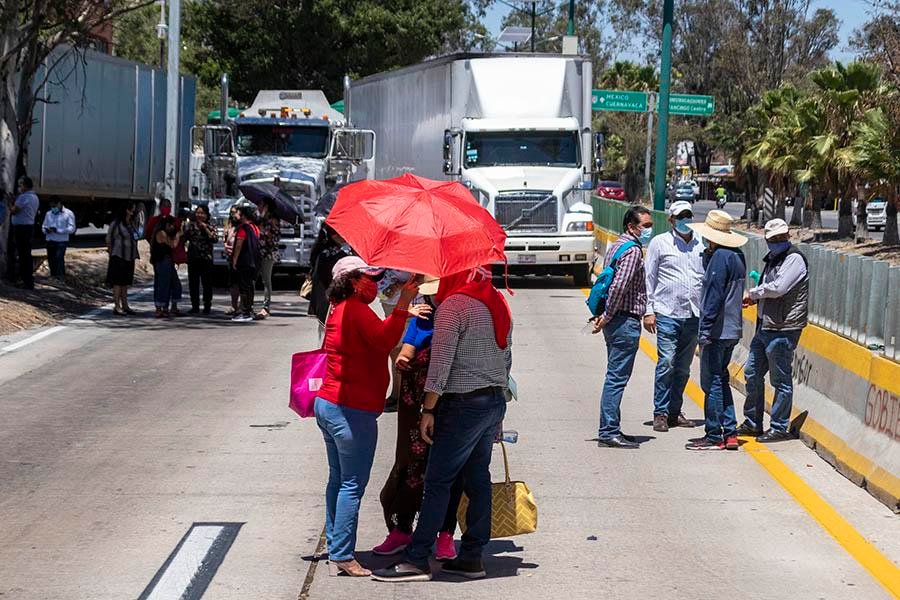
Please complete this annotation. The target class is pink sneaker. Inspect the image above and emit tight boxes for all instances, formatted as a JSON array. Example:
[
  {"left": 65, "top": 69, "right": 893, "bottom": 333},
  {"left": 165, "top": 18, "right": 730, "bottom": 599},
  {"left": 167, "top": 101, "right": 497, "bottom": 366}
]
[
  {"left": 372, "top": 528, "right": 412, "bottom": 555},
  {"left": 435, "top": 531, "right": 457, "bottom": 561}
]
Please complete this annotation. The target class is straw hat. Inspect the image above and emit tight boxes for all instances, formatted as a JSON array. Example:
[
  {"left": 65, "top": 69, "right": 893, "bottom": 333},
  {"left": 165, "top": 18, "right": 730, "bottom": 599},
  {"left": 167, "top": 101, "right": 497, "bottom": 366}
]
[
  {"left": 688, "top": 210, "right": 747, "bottom": 248},
  {"left": 418, "top": 276, "right": 440, "bottom": 296}
]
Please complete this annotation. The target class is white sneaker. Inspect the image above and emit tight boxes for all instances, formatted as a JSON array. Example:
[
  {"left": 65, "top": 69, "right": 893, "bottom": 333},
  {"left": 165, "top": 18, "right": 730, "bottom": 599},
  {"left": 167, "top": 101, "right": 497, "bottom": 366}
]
[{"left": 232, "top": 314, "right": 253, "bottom": 322}]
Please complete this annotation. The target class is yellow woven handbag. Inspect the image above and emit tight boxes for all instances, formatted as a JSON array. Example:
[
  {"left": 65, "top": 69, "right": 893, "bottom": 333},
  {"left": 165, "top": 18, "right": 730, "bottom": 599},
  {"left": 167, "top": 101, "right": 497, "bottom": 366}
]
[{"left": 457, "top": 442, "right": 537, "bottom": 538}]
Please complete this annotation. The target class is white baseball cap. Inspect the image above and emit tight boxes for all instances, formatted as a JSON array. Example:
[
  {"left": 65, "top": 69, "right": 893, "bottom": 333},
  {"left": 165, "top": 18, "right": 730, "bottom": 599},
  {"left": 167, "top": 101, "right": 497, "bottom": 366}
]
[
  {"left": 667, "top": 201, "right": 693, "bottom": 217},
  {"left": 331, "top": 256, "right": 384, "bottom": 280},
  {"left": 764, "top": 218, "right": 790, "bottom": 240}
]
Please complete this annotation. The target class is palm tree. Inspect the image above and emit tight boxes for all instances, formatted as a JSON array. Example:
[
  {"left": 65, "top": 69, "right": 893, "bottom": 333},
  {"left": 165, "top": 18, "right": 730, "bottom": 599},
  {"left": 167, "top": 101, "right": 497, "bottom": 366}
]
[
  {"left": 846, "top": 100, "right": 900, "bottom": 245},
  {"left": 807, "top": 62, "right": 888, "bottom": 238}
]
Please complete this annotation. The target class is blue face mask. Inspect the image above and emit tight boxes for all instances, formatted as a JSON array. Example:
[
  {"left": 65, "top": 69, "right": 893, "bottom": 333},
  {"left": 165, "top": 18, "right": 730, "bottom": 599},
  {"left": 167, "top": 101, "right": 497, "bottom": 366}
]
[
  {"left": 51, "top": 206, "right": 61, "bottom": 215},
  {"left": 674, "top": 217, "right": 692, "bottom": 234},
  {"left": 767, "top": 241, "right": 790, "bottom": 255},
  {"left": 638, "top": 226, "right": 653, "bottom": 244}
]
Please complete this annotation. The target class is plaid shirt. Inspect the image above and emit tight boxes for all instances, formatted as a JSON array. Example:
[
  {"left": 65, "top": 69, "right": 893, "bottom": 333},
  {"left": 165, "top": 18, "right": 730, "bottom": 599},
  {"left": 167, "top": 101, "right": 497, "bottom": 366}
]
[
  {"left": 603, "top": 232, "right": 647, "bottom": 320},
  {"left": 425, "top": 294, "right": 512, "bottom": 396}
]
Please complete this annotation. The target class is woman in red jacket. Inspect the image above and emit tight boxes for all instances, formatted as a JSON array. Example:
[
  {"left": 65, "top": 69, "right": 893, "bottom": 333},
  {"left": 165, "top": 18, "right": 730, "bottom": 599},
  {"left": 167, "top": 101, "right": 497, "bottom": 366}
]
[{"left": 315, "top": 256, "right": 426, "bottom": 577}]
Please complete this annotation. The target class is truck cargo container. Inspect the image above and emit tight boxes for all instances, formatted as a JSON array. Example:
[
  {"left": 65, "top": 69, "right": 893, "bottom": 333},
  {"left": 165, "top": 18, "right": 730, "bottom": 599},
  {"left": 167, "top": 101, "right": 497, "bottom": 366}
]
[
  {"left": 27, "top": 48, "right": 195, "bottom": 232},
  {"left": 348, "top": 53, "right": 596, "bottom": 285}
]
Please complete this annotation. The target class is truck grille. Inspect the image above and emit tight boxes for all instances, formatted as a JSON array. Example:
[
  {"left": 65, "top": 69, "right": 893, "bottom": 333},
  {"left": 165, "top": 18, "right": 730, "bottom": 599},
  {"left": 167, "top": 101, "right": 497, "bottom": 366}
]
[{"left": 495, "top": 191, "right": 558, "bottom": 234}]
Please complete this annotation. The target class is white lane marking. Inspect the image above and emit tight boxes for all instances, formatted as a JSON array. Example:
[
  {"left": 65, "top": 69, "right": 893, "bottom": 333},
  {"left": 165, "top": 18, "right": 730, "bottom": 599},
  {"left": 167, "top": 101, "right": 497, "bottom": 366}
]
[
  {"left": 0, "top": 325, "right": 67, "bottom": 355},
  {"left": 144, "top": 525, "right": 223, "bottom": 600}
]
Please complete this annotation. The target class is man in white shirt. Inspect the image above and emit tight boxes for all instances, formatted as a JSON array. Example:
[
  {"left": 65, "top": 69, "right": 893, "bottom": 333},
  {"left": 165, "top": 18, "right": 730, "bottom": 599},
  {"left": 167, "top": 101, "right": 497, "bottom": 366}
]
[
  {"left": 643, "top": 201, "right": 704, "bottom": 432},
  {"left": 6, "top": 175, "right": 39, "bottom": 289},
  {"left": 42, "top": 197, "right": 77, "bottom": 279}
]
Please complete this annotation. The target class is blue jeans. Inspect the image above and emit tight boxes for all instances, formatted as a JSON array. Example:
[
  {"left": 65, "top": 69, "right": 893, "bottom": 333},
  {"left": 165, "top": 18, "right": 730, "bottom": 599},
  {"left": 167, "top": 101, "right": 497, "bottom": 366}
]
[
  {"left": 45, "top": 240, "right": 68, "bottom": 278},
  {"left": 407, "top": 387, "right": 506, "bottom": 566},
  {"left": 314, "top": 397, "right": 379, "bottom": 562},
  {"left": 599, "top": 315, "right": 642, "bottom": 439},
  {"left": 700, "top": 339, "right": 739, "bottom": 441},
  {"left": 742, "top": 329, "right": 802, "bottom": 433},
  {"left": 153, "top": 256, "right": 183, "bottom": 309},
  {"left": 653, "top": 315, "right": 699, "bottom": 417}
]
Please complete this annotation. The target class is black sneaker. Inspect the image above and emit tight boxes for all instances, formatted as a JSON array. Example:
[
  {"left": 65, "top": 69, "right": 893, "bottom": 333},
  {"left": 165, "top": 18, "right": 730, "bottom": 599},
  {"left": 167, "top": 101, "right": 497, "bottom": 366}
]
[
  {"left": 685, "top": 437, "right": 725, "bottom": 451},
  {"left": 441, "top": 557, "right": 486, "bottom": 579},
  {"left": 371, "top": 561, "right": 432, "bottom": 583},
  {"left": 188, "top": 307, "right": 200, "bottom": 314},
  {"left": 736, "top": 422, "right": 763, "bottom": 436}
]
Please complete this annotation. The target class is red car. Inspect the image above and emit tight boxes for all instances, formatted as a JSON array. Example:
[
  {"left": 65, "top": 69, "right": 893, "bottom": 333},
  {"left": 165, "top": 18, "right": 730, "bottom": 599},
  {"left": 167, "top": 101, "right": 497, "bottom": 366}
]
[{"left": 596, "top": 180, "right": 627, "bottom": 202}]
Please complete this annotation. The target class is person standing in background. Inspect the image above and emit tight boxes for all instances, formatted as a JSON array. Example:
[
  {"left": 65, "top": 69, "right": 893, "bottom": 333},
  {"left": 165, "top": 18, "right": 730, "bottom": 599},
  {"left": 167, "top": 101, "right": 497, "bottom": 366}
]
[
  {"left": 256, "top": 198, "right": 281, "bottom": 319},
  {"left": 41, "top": 197, "right": 77, "bottom": 280},
  {"left": 307, "top": 224, "right": 352, "bottom": 338},
  {"left": 106, "top": 202, "right": 140, "bottom": 316},
  {"left": 230, "top": 204, "right": 260, "bottom": 322},
  {"left": 685, "top": 210, "right": 747, "bottom": 451},
  {"left": 593, "top": 205, "right": 652, "bottom": 449},
  {"left": 643, "top": 200, "right": 703, "bottom": 432},
  {"left": 7, "top": 176, "right": 39, "bottom": 289},
  {"left": 183, "top": 204, "right": 218, "bottom": 315},
  {"left": 739, "top": 219, "right": 809, "bottom": 443}
]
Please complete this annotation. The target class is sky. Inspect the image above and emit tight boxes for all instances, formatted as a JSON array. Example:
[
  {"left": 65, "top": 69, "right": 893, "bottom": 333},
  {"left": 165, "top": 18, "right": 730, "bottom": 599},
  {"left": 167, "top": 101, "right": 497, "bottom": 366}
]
[{"left": 484, "top": 0, "right": 883, "bottom": 63}]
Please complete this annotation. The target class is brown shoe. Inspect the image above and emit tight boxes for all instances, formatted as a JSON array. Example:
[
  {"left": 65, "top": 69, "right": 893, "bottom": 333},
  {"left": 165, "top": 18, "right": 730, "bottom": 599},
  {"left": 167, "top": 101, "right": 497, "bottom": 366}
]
[
  {"left": 653, "top": 415, "right": 669, "bottom": 432},
  {"left": 329, "top": 559, "right": 371, "bottom": 577},
  {"left": 668, "top": 413, "right": 695, "bottom": 428}
]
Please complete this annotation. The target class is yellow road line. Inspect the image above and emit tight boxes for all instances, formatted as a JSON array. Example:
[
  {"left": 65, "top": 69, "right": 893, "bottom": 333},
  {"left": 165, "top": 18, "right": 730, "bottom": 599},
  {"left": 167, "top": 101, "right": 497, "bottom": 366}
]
[{"left": 583, "top": 290, "right": 900, "bottom": 596}]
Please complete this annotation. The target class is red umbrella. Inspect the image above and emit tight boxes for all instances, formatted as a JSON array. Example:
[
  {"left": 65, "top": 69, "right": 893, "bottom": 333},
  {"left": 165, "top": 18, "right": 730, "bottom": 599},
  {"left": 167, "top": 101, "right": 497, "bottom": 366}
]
[{"left": 325, "top": 173, "right": 506, "bottom": 277}]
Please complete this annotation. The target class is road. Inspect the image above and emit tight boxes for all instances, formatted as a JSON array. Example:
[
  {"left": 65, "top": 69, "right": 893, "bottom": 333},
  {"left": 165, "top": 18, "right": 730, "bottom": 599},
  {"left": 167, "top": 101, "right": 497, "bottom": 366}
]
[
  {"left": 1, "top": 282, "right": 898, "bottom": 599},
  {"left": 690, "top": 200, "right": 885, "bottom": 242}
]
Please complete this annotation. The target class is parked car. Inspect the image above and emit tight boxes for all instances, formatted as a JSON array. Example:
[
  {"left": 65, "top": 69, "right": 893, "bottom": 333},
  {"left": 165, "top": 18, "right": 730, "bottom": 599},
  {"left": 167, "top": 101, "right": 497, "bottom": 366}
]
[
  {"left": 866, "top": 198, "right": 887, "bottom": 231},
  {"left": 675, "top": 182, "right": 695, "bottom": 203},
  {"left": 596, "top": 180, "right": 627, "bottom": 202}
]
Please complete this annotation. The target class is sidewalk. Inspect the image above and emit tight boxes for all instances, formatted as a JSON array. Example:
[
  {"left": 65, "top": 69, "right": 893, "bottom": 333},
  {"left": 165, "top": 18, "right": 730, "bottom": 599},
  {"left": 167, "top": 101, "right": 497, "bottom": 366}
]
[{"left": 303, "top": 284, "right": 899, "bottom": 600}]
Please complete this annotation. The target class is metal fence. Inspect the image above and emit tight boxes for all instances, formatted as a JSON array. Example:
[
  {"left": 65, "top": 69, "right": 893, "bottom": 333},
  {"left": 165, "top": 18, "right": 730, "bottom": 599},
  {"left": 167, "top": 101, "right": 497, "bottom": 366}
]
[
  {"left": 741, "top": 232, "right": 899, "bottom": 361},
  {"left": 591, "top": 196, "right": 899, "bottom": 362},
  {"left": 591, "top": 196, "right": 671, "bottom": 237}
]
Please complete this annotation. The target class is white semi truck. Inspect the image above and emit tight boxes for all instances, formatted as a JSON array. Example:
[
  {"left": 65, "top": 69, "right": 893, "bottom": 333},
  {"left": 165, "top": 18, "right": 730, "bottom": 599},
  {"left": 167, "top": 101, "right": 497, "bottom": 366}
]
[
  {"left": 191, "top": 77, "right": 375, "bottom": 270},
  {"left": 348, "top": 53, "right": 597, "bottom": 285}
]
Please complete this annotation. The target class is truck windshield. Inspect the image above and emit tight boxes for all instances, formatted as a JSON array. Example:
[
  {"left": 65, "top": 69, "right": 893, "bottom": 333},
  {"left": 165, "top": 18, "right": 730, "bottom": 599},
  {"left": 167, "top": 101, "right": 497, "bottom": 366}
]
[
  {"left": 235, "top": 125, "right": 329, "bottom": 158},
  {"left": 464, "top": 131, "right": 579, "bottom": 168}
]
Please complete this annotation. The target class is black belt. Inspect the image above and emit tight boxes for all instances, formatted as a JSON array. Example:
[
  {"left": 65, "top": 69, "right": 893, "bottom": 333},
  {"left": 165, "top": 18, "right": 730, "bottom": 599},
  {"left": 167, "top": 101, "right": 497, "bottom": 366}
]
[
  {"left": 618, "top": 311, "right": 642, "bottom": 320},
  {"left": 444, "top": 386, "right": 501, "bottom": 401}
]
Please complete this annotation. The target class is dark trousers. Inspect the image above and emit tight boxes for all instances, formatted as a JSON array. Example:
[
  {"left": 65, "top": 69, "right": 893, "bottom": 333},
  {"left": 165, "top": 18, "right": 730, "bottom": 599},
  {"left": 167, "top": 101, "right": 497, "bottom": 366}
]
[
  {"left": 407, "top": 387, "right": 506, "bottom": 565},
  {"left": 188, "top": 257, "right": 214, "bottom": 310},
  {"left": 45, "top": 240, "right": 68, "bottom": 278},
  {"left": 700, "top": 339, "right": 739, "bottom": 441},
  {"left": 237, "top": 265, "right": 257, "bottom": 316},
  {"left": 9, "top": 224, "right": 34, "bottom": 289}
]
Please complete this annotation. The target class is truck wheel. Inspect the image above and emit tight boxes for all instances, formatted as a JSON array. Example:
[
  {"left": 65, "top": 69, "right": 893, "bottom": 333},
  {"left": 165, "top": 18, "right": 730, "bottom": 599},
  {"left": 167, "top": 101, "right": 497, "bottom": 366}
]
[{"left": 572, "top": 265, "right": 591, "bottom": 288}]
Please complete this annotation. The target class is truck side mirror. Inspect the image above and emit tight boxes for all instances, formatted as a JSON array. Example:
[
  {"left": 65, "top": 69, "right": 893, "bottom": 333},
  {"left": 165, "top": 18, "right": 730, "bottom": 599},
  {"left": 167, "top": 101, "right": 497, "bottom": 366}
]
[{"left": 443, "top": 130, "right": 453, "bottom": 175}]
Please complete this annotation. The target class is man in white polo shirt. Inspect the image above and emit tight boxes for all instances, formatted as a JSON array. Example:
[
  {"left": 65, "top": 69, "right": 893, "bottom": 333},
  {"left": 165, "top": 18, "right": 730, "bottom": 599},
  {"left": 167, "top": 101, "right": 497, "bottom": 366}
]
[
  {"left": 643, "top": 200, "right": 704, "bottom": 432},
  {"left": 7, "top": 175, "right": 39, "bottom": 289},
  {"left": 42, "top": 196, "right": 77, "bottom": 279}
]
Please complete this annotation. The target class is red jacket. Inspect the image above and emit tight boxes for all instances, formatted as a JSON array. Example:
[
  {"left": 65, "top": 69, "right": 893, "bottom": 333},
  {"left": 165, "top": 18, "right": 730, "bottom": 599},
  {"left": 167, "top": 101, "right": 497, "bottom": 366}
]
[{"left": 317, "top": 298, "right": 409, "bottom": 414}]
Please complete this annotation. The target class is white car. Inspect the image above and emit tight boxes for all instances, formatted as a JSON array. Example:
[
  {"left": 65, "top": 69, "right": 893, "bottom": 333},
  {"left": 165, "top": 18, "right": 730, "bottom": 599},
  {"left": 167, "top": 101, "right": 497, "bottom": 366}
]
[{"left": 866, "top": 198, "right": 887, "bottom": 231}]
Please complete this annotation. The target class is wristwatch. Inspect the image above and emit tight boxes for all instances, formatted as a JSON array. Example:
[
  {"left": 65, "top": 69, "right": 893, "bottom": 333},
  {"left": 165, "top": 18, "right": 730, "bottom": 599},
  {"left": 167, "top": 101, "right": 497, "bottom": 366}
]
[{"left": 421, "top": 407, "right": 435, "bottom": 415}]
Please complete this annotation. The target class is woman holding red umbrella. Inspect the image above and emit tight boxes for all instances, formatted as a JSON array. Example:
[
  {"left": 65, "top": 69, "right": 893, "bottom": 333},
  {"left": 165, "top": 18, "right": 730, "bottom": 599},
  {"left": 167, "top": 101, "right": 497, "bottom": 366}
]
[{"left": 314, "top": 256, "right": 428, "bottom": 578}]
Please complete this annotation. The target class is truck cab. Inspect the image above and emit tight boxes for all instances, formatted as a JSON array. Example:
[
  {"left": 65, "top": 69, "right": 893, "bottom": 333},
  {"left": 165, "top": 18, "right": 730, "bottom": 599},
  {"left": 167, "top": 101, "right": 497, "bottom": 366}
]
[
  {"left": 449, "top": 118, "right": 594, "bottom": 285},
  {"left": 191, "top": 88, "right": 374, "bottom": 271}
]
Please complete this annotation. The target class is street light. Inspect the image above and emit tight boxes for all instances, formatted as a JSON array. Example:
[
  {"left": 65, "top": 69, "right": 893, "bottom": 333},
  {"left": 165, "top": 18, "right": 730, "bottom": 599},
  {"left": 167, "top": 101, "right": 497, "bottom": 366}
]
[
  {"left": 652, "top": 0, "right": 675, "bottom": 211},
  {"left": 497, "top": 0, "right": 558, "bottom": 52}
]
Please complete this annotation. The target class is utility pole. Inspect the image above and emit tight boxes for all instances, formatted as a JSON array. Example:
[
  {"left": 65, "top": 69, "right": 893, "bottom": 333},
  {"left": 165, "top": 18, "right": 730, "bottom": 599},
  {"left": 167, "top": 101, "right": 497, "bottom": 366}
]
[
  {"left": 652, "top": 0, "right": 674, "bottom": 211},
  {"left": 156, "top": 0, "right": 166, "bottom": 68},
  {"left": 163, "top": 0, "right": 181, "bottom": 206},
  {"left": 644, "top": 93, "right": 655, "bottom": 202},
  {"left": 530, "top": 1, "right": 536, "bottom": 52}
]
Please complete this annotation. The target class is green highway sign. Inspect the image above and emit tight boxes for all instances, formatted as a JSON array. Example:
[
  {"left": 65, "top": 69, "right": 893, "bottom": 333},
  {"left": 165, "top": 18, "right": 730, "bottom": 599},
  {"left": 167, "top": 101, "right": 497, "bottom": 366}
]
[
  {"left": 592, "top": 89, "right": 649, "bottom": 113},
  {"left": 665, "top": 93, "right": 715, "bottom": 116}
]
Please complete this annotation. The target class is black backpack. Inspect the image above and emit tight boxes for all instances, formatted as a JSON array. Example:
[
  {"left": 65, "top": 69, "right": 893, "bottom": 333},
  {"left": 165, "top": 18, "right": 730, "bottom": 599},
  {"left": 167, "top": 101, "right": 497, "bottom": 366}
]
[{"left": 236, "top": 223, "right": 260, "bottom": 270}]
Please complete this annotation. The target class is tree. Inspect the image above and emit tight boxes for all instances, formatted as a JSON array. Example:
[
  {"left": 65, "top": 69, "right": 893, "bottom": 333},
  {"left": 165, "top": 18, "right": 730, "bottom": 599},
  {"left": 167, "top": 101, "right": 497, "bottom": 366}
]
[
  {"left": 1, "top": 0, "right": 153, "bottom": 275},
  {"left": 185, "top": 0, "right": 481, "bottom": 105},
  {"left": 594, "top": 61, "right": 658, "bottom": 202}
]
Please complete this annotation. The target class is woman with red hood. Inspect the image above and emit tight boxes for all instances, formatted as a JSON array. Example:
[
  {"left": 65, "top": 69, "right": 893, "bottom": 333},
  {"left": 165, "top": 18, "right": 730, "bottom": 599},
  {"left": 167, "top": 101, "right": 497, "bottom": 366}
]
[{"left": 373, "top": 268, "right": 513, "bottom": 583}]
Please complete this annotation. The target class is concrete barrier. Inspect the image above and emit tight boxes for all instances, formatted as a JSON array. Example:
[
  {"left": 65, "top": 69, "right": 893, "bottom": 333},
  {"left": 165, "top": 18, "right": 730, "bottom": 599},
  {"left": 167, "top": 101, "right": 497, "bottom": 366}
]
[{"left": 593, "top": 228, "right": 900, "bottom": 512}]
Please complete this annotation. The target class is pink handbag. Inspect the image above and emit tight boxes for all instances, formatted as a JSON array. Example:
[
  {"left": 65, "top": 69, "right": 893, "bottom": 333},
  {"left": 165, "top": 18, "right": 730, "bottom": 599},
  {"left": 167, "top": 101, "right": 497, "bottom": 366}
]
[{"left": 289, "top": 348, "right": 327, "bottom": 418}]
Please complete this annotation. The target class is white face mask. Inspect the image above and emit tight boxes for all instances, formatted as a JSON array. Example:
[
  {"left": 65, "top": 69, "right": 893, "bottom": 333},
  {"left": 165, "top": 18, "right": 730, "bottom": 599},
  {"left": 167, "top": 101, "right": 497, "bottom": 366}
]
[{"left": 637, "top": 226, "right": 653, "bottom": 244}]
